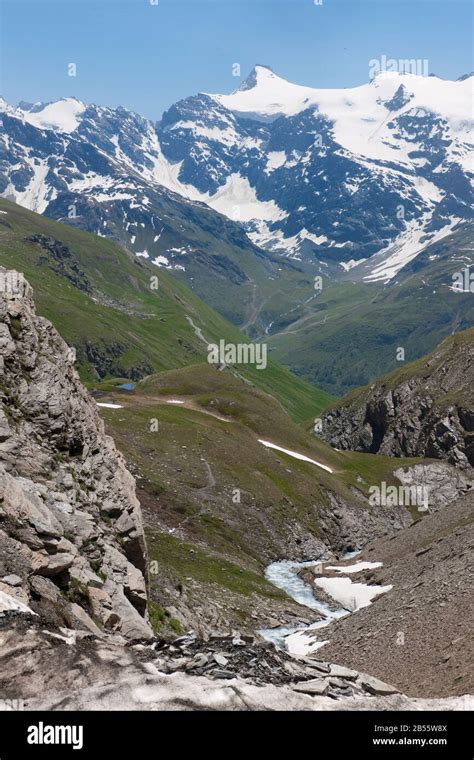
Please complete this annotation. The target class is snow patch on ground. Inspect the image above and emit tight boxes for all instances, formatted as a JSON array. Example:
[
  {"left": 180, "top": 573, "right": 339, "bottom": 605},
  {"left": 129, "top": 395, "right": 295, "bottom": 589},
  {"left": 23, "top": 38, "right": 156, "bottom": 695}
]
[
  {"left": 11, "top": 157, "right": 51, "bottom": 213},
  {"left": 285, "top": 632, "right": 329, "bottom": 656},
  {"left": 153, "top": 255, "right": 170, "bottom": 267},
  {"left": 249, "top": 227, "right": 334, "bottom": 257},
  {"left": 325, "top": 561, "right": 383, "bottom": 574},
  {"left": 0, "top": 590, "right": 36, "bottom": 615},
  {"left": 203, "top": 173, "right": 286, "bottom": 223},
  {"left": 265, "top": 151, "right": 287, "bottom": 173},
  {"left": 365, "top": 216, "right": 461, "bottom": 282},
  {"left": 170, "top": 120, "right": 241, "bottom": 148},
  {"left": 340, "top": 258, "right": 366, "bottom": 271},
  {"left": 258, "top": 440, "right": 333, "bottom": 473},
  {"left": 314, "top": 576, "right": 393, "bottom": 611}
]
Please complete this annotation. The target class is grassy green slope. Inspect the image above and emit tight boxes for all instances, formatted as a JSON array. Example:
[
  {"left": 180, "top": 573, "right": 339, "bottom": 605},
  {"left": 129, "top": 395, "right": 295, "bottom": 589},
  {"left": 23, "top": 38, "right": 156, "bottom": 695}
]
[
  {"left": 322, "top": 327, "right": 474, "bottom": 414},
  {"left": 266, "top": 225, "right": 474, "bottom": 396},
  {"left": 0, "top": 198, "right": 332, "bottom": 421},
  {"left": 96, "top": 363, "right": 428, "bottom": 631},
  {"left": 99, "top": 363, "right": 425, "bottom": 557}
]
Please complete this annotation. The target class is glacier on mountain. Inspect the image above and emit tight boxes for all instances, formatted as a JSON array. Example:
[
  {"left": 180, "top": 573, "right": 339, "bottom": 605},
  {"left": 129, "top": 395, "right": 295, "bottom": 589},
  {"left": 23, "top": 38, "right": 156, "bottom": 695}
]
[{"left": 0, "top": 65, "right": 472, "bottom": 280}]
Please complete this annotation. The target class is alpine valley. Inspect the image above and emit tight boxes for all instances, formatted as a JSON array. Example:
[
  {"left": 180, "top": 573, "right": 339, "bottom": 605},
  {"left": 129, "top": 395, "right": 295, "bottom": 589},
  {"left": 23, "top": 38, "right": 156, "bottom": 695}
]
[
  {"left": 1, "top": 65, "right": 473, "bottom": 393},
  {"left": 0, "top": 63, "right": 473, "bottom": 715}
]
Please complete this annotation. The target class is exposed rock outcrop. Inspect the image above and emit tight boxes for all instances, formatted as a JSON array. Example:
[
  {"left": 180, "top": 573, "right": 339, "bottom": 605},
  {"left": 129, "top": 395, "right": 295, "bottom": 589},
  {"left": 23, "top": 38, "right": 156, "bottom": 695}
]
[
  {"left": 320, "top": 330, "right": 474, "bottom": 468},
  {"left": 393, "top": 462, "right": 472, "bottom": 511},
  {"left": 0, "top": 270, "right": 152, "bottom": 639}
]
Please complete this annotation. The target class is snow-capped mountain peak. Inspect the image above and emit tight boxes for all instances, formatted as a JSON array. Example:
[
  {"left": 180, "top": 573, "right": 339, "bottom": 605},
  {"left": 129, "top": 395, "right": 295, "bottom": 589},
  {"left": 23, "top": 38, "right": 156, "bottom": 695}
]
[
  {"left": 0, "top": 67, "right": 472, "bottom": 284},
  {"left": 236, "top": 64, "right": 276, "bottom": 92},
  {"left": 212, "top": 66, "right": 472, "bottom": 131},
  {"left": 160, "top": 67, "right": 472, "bottom": 276},
  {"left": 0, "top": 97, "right": 13, "bottom": 114},
  {"left": 16, "top": 97, "right": 86, "bottom": 133},
  {"left": 211, "top": 65, "right": 319, "bottom": 120}
]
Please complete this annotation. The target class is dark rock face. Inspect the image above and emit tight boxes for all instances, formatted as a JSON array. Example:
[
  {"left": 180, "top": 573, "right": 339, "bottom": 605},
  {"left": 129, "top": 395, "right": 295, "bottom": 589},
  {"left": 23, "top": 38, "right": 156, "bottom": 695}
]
[
  {"left": 383, "top": 84, "right": 414, "bottom": 111},
  {"left": 0, "top": 270, "right": 152, "bottom": 639},
  {"left": 320, "top": 330, "right": 474, "bottom": 468},
  {"left": 27, "top": 234, "right": 92, "bottom": 293}
]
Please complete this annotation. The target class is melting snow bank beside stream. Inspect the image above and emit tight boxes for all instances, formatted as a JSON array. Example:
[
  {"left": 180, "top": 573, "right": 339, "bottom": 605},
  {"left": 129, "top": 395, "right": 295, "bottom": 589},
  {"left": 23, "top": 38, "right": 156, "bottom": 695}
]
[
  {"left": 315, "top": 576, "right": 392, "bottom": 612},
  {"left": 258, "top": 560, "right": 350, "bottom": 653},
  {"left": 326, "top": 561, "right": 382, "bottom": 574},
  {"left": 259, "top": 556, "right": 392, "bottom": 656}
]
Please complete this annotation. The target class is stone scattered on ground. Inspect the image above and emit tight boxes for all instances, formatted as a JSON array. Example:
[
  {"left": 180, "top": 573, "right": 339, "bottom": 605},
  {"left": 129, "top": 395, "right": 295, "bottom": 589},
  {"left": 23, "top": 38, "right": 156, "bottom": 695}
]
[
  {"left": 130, "top": 630, "right": 400, "bottom": 699},
  {"left": 1, "top": 618, "right": 471, "bottom": 712}
]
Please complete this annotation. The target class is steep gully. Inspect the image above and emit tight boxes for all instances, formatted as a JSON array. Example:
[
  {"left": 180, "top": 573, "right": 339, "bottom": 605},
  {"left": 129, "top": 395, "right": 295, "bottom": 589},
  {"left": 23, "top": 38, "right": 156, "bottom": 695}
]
[
  {"left": 101, "top": 392, "right": 385, "bottom": 649},
  {"left": 105, "top": 384, "right": 385, "bottom": 655}
]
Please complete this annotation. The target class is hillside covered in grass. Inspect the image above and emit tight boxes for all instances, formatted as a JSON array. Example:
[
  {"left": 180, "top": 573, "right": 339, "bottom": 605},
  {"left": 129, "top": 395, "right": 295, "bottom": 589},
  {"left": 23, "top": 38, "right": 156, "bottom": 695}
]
[
  {"left": 95, "top": 363, "right": 427, "bottom": 635},
  {"left": 266, "top": 224, "right": 474, "bottom": 395},
  {"left": 0, "top": 198, "right": 331, "bottom": 421}
]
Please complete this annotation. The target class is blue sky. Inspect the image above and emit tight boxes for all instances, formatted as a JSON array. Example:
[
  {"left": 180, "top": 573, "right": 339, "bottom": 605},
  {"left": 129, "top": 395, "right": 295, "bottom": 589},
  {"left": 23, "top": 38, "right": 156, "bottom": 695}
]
[{"left": 1, "top": 0, "right": 472, "bottom": 120}]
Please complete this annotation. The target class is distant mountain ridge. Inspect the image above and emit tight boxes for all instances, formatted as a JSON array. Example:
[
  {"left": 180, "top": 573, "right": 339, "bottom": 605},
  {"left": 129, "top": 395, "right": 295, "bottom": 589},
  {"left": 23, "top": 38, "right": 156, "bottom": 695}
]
[
  {"left": 1, "top": 66, "right": 472, "bottom": 285},
  {"left": 156, "top": 65, "right": 473, "bottom": 278}
]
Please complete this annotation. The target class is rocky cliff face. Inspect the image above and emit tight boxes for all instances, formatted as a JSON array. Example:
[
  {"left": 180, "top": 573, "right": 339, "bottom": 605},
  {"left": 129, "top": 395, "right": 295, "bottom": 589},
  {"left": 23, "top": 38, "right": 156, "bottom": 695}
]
[
  {"left": 320, "top": 330, "right": 474, "bottom": 468},
  {"left": 0, "top": 270, "right": 152, "bottom": 639}
]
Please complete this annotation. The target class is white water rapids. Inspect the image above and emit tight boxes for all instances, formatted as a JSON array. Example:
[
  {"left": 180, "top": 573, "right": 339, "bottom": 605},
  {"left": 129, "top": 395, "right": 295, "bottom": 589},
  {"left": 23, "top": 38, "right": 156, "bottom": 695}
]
[
  {"left": 258, "top": 559, "right": 350, "bottom": 652},
  {"left": 258, "top": 551, "right": 390, "bottom": 656}
]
